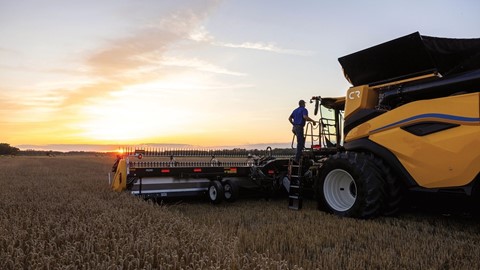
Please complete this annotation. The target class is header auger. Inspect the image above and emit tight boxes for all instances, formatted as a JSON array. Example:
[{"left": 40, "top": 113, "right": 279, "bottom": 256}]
[{"left": 111, "top": 32, "right": 480, "bottom": 218}]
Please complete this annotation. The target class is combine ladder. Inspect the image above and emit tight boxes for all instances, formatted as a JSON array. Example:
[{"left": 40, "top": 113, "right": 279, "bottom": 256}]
[{"left": 288, "top": 159, "right": 303, "bottom": 210}]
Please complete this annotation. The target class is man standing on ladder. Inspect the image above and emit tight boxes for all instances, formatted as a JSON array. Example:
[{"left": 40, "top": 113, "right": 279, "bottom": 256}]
[{"left": 288, "top": 99, "right": 316, "bottom": 162}]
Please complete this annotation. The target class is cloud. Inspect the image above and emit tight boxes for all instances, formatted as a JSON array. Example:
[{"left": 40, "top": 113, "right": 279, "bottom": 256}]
[
  {"left": 217, "top": 41, "right": 314, "bottom": 56},
  {"left": 0, "top": 95, "right": 23, "bottom": 111},
  {"left": 161, "top": 57, "right": 246, "bottom": 76},
  {"left": 58, "top": 80, "right": 125, "bottom": 106},
  {"left": 86, "top": 17, "right": 192, "bottom": 77},
  {"left": 0, "top": 90, "right": 65, "bottom": 124},
  {"left": 0, "top": 47, "right": 17, "bottom": 53},
  {"left": 14, "top": 0, "right": 303, "bottom": 112},
  {"left": 189, "top": 26, "right": 214, "bottom": 42},
  {"left": 56, "top": 1, "right": 222, "bottom": 107},
  {"left": 188, "top": 26, "right": 314, "bottom": 56}
]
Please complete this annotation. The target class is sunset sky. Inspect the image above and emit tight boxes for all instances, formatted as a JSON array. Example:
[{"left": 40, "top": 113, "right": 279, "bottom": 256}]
[{"left": 1, "top": 0, "right": 479, "bottom": 151}]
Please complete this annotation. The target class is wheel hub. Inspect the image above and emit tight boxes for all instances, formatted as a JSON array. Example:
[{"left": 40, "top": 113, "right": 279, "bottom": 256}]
[
  {"left": 323, "top": 169, "right": 357, "bottom": 212},
  {"left": 224, "top": 184, "right": 232, "bottom": 199},
  {"left": 209, "top": 186, "right": 217, "bottom": 200}
]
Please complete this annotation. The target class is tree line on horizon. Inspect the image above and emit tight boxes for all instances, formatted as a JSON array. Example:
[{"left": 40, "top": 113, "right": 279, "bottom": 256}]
[
  {"left": 0, "top": 143, "right": 19, "bottom": 155},
  {"left": 0, "top": 143, "right": 110, "bottom": 157}
]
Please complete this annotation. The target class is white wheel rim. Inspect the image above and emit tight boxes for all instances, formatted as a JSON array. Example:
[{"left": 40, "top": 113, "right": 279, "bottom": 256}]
[
  {"left": 282, "top": 175, "right": 290, "bottom": 192},
  {"left": 323, "top": 169, "right": 357, "bottom": 212},
  {"left": 224, "top": 184, "right": 232, "bottom": 199},
  {"left": 209, "top": 186, "right": 217, "bottom": 200}
]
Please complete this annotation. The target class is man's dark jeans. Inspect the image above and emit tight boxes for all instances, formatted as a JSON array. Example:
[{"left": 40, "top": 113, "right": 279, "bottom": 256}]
[{"left": 292, "top": 125, "right": 304, "bottom": 162}]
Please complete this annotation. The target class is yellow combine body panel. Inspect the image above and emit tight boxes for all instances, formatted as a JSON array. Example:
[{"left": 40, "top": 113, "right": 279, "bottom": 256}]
[
  {"left": 344, "top": 74, "right": 439, "bottom": 119},
  {"left": 344, "top": 85, "right": 377, "bottom": 118},
  {"left": 345, "top": 92, "right": 480, "bottom": 188}
]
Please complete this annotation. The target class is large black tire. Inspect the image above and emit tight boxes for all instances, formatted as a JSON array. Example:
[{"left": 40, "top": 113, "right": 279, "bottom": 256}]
[
  {"left": 276, "top": 172, "right": 289, "bottom": 195},
  {"left": 469, "top": 176, "right": 480, "bottom": 216},
  {"left": 208, "top": 180, "right": 224, "bottom": 204},
  {"left": 316, "top": 152, "right": 384, "bottom": 219},
  {"left": 223, "top": 179, "right": 239, "bottom": 202},
  {"left": 366, "top": 154, "right": 404, "bottom": 216}
]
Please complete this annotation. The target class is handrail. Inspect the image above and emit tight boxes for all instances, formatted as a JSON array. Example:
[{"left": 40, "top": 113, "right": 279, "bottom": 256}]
[{"left": 305, "top": 121, "right": 321, "bottom": 149}]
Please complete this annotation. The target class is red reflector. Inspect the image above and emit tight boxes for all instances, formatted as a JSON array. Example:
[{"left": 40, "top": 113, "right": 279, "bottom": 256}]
[
  {"left": 193, "top": 168, "right": 202, "bottom": 172},
  {"left": 161, "top": 169, "right": 170, "bottom": 173},
  {"left": 224, "top": 167, "right": 237, "bottom": 174},
  {"left": 312, "top": 144, "right": 321, "bottom": 150},
  {"left": 268, "top": 170, "right": 275, "bottom": 174}
]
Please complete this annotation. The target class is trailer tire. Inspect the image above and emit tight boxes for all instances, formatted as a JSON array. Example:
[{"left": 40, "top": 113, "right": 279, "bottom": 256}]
[
  {"left": 273, "top": 172, "right": 288, "bottom": 196},
  {"left": 223, "top": 180, "right": 239, "bottom": 202},
  {"left": 208, "top": 180, "right": 224, "bottom": 204},
  {"left": 317, "top": 152, "right": 384, "bottom": 219},
  {"left": 126, "top": 176, "right": 138, "bottom": 190}
]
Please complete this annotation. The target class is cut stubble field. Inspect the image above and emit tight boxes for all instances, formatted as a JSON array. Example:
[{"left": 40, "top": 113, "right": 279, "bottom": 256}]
[{"left": 1, "top": 156, "right": 479, "bottom": 269}]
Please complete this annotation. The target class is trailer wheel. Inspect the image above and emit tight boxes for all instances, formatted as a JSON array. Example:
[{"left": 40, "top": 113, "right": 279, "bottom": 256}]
[
  {"left": 126, "top": 176, "right": 138, "bottom": 190},
  {"left": 223, "top": 180, "right": 239, "bottom": 202},
  {"left": 281, "top": 173, "right": 291, "bottom": 193},
  {"left": 208, "top": 180, "right": 224, "bottom": 204},
  {"left": 270, "top": 172, "right": 288, "bottom": 197},
  {"left": 317, "top": 152, "right": 384, "bottom": 219}
]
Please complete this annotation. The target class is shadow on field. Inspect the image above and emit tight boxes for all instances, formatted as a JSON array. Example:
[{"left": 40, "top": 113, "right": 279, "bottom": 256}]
[
  {"left": 147, "top": 191, "right": 279, "bottom": 207},
  {"left": 148, "top": 190, "right": 480, "bottom": 222},
  {"left": 402, "top": 192, "right": 480, "bottom": 221}
]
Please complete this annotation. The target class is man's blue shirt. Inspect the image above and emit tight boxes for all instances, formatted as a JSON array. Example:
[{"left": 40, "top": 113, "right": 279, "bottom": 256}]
[{"left": 291, "top": 107, "right": 308, "bottom": 126}]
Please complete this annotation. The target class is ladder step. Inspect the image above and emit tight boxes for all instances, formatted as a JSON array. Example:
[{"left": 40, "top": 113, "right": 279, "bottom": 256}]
[
  {"left": 288, "top": 159, "right": 303, "bottom": 210},
  {"left": 288, "top": 198, "right": 303, "bottom": 210}
]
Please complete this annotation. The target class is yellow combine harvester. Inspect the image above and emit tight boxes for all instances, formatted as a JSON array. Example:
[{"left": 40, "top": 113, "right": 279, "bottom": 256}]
[
  {"left": 111, "top": 32, "right": 480, "bottom": 218},
  {"left": 309, "top": 32, "right": 480, "bottom": 218}
]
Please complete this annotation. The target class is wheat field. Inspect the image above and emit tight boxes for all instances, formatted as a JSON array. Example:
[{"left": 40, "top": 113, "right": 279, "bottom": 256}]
[{"left": 1, "top": 156, "right": 479, "bottom": 269}]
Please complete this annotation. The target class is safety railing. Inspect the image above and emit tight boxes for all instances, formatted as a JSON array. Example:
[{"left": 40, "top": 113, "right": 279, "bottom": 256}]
[
  {"left": 304, "top": 116, "right": 337, "bottom": 150},
  {"left": 118, "top": 146, "right": 294, "bottom": 159},
  {"left": 128, "top": 161, "right": 253, "bottom": 168}
]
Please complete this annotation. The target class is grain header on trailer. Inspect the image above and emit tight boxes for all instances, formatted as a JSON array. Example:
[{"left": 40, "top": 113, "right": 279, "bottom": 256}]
[{"left": 110, "top": 148, "right": 291, "bottom": 203}]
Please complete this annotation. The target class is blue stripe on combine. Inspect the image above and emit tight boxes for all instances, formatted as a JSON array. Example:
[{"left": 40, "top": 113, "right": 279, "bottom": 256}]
[{"left": 372, "top": 113, "right": 480, "bottom": 133}]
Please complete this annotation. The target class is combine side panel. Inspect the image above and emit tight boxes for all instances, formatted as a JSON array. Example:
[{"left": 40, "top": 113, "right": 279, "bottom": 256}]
[{"left": 347, "top": 93, "right": 480, "bottom": 188}]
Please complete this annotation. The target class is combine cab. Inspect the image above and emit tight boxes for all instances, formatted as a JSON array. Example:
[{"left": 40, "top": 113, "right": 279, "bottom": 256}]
[{"left": 110, "top": 148, "right": 290, "bottom": 203}]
